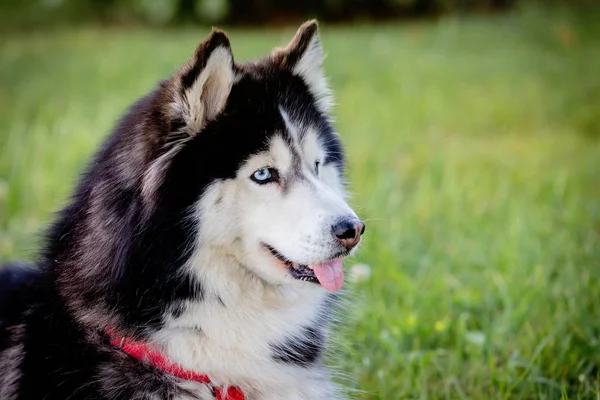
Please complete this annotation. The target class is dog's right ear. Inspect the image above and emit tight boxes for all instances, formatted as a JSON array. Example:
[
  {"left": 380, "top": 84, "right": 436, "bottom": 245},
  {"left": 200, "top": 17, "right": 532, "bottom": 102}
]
[
  {"left": 271, "top": 20, "right": 332, "bottom": 113},
  {"left": 170, "top": 29, "right": 235, "bottom": 134}
]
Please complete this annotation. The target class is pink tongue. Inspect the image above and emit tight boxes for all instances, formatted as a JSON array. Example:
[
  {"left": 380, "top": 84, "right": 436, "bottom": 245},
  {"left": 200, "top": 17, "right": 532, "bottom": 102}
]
[{"left": 311, "top": 259, "right": 344, "bottom": 292}]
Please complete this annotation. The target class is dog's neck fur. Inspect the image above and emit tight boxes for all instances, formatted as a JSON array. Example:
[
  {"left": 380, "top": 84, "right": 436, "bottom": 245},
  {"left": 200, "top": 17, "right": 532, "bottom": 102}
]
[{"left": 151, "top": 245, "right": 333, "bottom": 394}]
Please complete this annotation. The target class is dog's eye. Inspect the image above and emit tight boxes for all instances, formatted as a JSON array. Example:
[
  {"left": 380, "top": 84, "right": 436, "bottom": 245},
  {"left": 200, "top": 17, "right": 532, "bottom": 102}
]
[
  {"left": 251, "top": 168, "right": 278, "bottom": 184},
  {"left": 315, "top": 161, "right": 320, "bottom": 175}
]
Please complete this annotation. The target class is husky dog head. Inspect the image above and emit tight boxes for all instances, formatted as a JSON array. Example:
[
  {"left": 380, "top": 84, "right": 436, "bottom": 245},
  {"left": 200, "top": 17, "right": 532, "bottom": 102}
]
[
  {"left": 166, "top": 21, "right": 364, "bottom": 292},
  {"left": 49, "top": 21, "right": 364, "bottom": 330}
]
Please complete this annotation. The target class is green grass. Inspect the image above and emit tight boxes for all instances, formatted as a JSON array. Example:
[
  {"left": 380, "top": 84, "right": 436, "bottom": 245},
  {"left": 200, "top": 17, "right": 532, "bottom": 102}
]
[{"left": 1, "top": 4, "right": 599, "bottom": 399}]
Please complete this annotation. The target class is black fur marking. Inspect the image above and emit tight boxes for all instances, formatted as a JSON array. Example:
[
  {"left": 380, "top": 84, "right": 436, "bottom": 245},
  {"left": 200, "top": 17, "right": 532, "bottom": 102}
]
[
  {"left": 170, "top": 303, "right": 186, "bottom": 319},
  {"left": 0, "top": 263, "right": 40, "bottom": 342},
  {"left": 169, "top": 116, "right": 187, "bottom": 134},
  {"left": 271, "top": 326, "right": 324, "bottom": 366},
  {"left": 320, "top": 120, "right": 344, "bottom": 169}
]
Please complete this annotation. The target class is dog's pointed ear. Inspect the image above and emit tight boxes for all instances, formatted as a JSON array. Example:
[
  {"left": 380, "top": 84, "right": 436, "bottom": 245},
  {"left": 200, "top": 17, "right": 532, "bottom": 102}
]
[
  {"left": 274, "top": 20, "right": 332, "bottom": 112},
  {"left": 171, "top": 29, "right": 235, "bottom": 134}
]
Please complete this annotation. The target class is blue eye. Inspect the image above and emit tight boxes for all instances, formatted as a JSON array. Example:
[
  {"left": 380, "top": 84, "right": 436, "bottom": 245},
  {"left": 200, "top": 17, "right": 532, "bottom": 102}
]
[
  {"left": 251, "top": 167, "right": 278, "bottom": 184},
  {"left": 253, "top": 168, "right": 271, "bottom": 181}
]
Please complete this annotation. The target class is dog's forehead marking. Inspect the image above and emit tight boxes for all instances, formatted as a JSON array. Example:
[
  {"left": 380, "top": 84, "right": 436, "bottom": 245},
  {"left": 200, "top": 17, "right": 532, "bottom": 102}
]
[
  {"left": 278, "top": 106, "right": 304, "bottom": 168},
  {"left": 279, "top": 107, "right": 299, "bottom": 143},
  {"left": 278, "top": 106, "right": 323, "bottom": 165},
  {"left": 279, "top": 108, "right": 325, "bottom": 172},
  {"left": 278, "top": 106, "right": 303, "bottom": 163},
  {"left": 269, "top": 135, "right": 293, "bottom": 172},
  {"left": 301, "top": 127, "right": 323, "bottom": 164},
  {"left": 277, "top": 106, "right": 317, "bottom": 193}
]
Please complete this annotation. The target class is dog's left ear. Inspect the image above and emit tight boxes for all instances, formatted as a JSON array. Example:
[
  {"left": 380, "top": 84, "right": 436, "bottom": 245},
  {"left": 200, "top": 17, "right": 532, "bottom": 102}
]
[
  {"left": 274, "top": 20, "right": 332, "bottom": 113},
  {"left": 171, "top": 29, "right": 236, "bottom": 134}
]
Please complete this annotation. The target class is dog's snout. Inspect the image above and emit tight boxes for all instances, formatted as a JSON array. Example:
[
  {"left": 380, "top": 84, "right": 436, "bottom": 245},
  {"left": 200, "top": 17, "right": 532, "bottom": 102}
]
[{"left": 332, "top": 218, "right": 365, "bottom": 249}]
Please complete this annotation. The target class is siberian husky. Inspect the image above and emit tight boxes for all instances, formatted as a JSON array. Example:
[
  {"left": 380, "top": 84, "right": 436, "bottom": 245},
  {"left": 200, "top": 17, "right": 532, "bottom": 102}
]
[{"left": 0, "top": 20, "right": 365, "bottom": 400}]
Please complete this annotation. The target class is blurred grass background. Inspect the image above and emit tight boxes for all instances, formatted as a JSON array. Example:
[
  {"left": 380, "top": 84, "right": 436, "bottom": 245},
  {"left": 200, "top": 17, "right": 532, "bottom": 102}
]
[{"left": 1, "top": 0, "right": 600, "bottom": 399}]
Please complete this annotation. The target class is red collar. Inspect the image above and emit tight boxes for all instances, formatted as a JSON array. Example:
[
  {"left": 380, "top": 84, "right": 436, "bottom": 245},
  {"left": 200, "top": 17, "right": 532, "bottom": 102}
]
[{"left": 107, "top": 330, "right": 244, "bottom": 400}]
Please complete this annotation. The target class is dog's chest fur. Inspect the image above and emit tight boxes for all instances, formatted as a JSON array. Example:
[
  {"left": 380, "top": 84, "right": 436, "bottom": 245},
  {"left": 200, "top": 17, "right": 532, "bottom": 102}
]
[{"left": 153, "top": 249, "right": 335, "bottom": 398}]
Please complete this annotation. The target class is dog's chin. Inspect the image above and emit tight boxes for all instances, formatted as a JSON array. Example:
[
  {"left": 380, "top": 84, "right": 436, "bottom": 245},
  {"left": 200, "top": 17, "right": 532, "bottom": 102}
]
[{"left": 261, "top": 243, "right": 349, "bottom": 292}]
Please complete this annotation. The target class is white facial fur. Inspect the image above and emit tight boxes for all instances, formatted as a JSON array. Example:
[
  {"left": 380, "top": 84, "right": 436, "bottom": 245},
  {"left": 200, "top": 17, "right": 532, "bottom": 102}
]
[{"left": 191, "top": 108, "right": 357, "bottom": 287}]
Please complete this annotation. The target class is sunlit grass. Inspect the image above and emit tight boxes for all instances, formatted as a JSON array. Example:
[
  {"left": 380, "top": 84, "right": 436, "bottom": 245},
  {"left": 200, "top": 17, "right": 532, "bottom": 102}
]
[{"left": 1, "top": 4, "right": 599, "bottom": 399}]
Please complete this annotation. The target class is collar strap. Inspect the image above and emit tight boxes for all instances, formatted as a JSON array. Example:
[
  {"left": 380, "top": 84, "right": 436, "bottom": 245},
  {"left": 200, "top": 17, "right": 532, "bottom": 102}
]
[{"left": 107, "top": 330, "right": 244, "bottom": 400}]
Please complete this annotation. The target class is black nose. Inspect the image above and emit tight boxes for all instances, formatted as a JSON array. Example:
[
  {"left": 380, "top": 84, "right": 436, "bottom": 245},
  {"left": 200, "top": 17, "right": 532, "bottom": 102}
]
[{"left": 332, "top": 218, "right": 365, "bottom": 249}]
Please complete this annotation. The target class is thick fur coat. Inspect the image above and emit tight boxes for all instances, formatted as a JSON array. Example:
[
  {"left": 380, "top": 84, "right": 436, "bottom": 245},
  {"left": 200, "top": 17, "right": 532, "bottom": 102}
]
[{"left": 0, "top": 21, "right": 364, "bottom": 400}]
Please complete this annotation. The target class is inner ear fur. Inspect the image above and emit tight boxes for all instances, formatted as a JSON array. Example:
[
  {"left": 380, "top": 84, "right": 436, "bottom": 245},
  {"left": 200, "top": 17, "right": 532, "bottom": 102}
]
[{"left": 170, "top": 29, "right": 236, "bottom": 135}]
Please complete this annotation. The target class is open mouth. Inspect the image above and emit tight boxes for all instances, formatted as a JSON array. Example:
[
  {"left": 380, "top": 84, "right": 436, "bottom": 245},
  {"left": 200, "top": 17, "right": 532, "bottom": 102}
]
[
  {"left": 264, "top": 245, "right": 318, "bottom": 282},
  {"left": 263, "top": 244, "right": 345, "bottom": 292}
]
